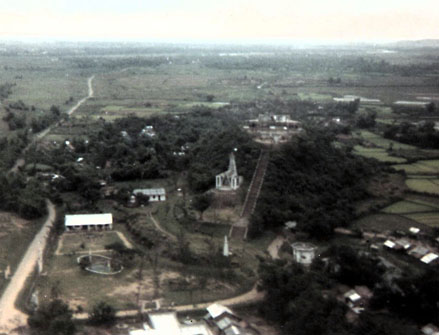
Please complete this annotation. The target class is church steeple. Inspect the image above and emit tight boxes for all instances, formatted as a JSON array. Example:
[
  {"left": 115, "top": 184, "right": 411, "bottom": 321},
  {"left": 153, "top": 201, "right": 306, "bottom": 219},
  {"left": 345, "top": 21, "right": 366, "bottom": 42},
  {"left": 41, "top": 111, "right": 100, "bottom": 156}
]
[{"left": 228, "top": 152, "right": 237, "bottom": 175}]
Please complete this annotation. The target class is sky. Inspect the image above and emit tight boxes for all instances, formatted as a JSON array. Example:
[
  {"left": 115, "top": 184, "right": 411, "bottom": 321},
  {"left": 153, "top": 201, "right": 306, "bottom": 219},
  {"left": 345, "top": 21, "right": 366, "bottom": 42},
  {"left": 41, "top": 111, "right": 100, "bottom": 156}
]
[{"left": 0, "top": 0, "right": 438, "bottom": 43}]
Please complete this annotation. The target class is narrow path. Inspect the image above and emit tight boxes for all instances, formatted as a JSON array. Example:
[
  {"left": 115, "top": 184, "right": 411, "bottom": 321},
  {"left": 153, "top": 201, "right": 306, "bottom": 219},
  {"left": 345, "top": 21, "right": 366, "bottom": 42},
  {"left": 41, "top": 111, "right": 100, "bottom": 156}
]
[
  {"left": 149, "top": 212, "right": 177, "bottom": 241},
  {"left": 74, "top": 283, "right": 264, "bottom": 320},
  {"left": 267, "top": 236, "right": 285, "bottom": 260},
  {"left": 9, "top": 75, "right": 95, "bottom": 174},
  {"left": 115, "top": 231, "right": 133, "bottom": 249},
  {"left": 230, "top": 150, "right": 270, "bottom": 239},
  {"left": 67, "top": 75, "right": 94, "bottom": 115},
  {"left": 0, "top": 200, "right": 56, "bottom": 333}
]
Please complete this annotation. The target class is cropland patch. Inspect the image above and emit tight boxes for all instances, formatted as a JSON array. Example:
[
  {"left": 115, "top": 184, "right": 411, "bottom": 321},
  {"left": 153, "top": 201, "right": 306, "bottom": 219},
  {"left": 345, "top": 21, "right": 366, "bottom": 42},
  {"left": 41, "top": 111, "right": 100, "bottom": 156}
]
[{"left": 353, "top": 145, "right": 406, "bottom": 163}]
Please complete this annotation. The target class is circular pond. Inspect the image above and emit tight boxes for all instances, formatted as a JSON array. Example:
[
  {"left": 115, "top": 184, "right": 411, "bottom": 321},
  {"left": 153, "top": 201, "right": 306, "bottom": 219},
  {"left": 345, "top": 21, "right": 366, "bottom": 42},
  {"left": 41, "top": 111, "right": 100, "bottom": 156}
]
[{"left": 77, "top": 254, "right": 123, "bottom": 275}]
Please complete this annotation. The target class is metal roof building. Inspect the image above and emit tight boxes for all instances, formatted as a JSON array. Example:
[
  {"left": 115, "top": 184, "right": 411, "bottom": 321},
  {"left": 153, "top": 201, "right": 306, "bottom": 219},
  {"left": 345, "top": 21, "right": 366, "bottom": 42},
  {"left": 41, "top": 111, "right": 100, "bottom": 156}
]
[
  {"left": 65, "top": 213, "right": 113, "bottom": 232},
  {"left": 133, "top": 188, "right": 166, "bottom": 202}
]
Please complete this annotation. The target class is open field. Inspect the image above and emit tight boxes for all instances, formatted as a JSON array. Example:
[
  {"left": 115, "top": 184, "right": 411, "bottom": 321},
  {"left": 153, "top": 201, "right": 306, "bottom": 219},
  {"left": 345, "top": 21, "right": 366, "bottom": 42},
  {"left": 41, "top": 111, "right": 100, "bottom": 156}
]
[
  {"left": 353, "top": 145, "right": 406, "bottom": 163},
  {"left": 57, "top": 231, "right": 128, "bottom": 255},
  {"left": 406, "top": 178, "right": 439, "bottom": 195},
  {"left": 352, "top": 213, "right": 430, "bottom": 232},
  {"left": 0, "top": 56, "right": 89, "bottom": 110},
  {"left": 0, "top": 212, "right": 44, "bottom": 295},
  {"left": 382, "top": 200, "right": 439, "bottom": 214},
  {"left": 393, "top": 160, "right": 439, "bottom": 174},
  {"left": 405, "top": 213, "right": 439, "bottom": 227},
  {"left": 355, "top": 130, "right": 416, "bottom": 150}
]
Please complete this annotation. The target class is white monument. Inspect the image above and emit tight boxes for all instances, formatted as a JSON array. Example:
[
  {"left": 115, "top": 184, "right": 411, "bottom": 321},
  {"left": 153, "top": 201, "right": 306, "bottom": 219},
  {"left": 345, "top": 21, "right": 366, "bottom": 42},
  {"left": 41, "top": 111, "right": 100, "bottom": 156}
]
[
  {"left": 223, "top": 236, "right": 229, "bottom": 257},
  {"left": 216, "top": 152, "right": 242, "bottom": 191}
]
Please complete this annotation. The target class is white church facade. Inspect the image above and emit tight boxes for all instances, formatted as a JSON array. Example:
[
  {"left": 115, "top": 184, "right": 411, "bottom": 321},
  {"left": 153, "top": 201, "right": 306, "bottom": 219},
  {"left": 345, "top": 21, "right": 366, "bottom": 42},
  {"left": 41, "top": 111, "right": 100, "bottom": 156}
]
[{"left": 215, "top": 152, "right": 243, "bottom": 191}]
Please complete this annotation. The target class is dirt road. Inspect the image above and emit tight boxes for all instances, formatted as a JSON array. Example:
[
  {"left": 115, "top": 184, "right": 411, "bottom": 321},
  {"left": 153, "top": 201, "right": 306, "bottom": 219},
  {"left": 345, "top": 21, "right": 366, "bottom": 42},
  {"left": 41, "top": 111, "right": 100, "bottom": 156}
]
[
  {"left": 0, "top": 200, "right": 56, "bottom": 333},
  {"left": 67, "top": 75, "right": 94, "bottom": 115},
  {"left": 9, "top": 75, "right": 95, "bottom": 174},
  {"left": 149, "top": 212, "right": 177, "bottom": 241},
  {"left": 267, "top": 235, "right": 285, "bottom": 260}
]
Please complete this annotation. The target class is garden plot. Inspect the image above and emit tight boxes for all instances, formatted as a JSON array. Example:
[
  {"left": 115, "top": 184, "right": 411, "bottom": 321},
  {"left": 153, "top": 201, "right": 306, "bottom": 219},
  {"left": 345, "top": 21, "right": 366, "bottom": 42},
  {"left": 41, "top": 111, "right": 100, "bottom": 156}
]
[
  {"left": 406, "top": 178, "right": 439, "bottom": 195},
  {"left": 353, "top": 146, "right": 406, "bottom": 163}
]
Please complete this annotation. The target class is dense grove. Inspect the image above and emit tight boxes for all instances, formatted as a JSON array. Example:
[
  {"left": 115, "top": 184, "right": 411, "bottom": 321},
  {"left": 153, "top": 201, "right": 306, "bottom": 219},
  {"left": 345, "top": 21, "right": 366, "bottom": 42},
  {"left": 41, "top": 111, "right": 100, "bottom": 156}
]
[
  {"left": 384, "top": 121, "right": 439, "bottom": 149},
  {"left": 250, "top": 129, "right": 380, "bottom": 238},
  {"left": 258, "top": 244, "right": 437, "bottom": 335}
]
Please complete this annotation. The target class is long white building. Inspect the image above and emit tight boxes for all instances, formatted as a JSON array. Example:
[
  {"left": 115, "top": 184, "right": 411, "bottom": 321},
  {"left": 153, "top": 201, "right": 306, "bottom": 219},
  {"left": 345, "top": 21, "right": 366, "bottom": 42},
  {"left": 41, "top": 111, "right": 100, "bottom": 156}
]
[{"left": 65, "top": 213, "right": 113, "bottom": 232}]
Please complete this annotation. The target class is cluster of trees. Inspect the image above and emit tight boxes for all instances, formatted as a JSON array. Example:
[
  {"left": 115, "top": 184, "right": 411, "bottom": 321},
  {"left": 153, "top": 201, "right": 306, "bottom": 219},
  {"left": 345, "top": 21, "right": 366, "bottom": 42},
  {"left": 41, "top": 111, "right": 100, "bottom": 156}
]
[
  {"left": 0, "top": 82, "right": 15, "bottom": 99},
  {"left": 0, "top": 131, "right": 28, "bottom": 169},
  {"left": 0, "top": 171, "right": 47, "bottom": 219},
  {"left": 384, "top": 121, "right": 439, "bottom": 149},
  {"left": 3, "top": 111, "right": 26, "bottom": 130},
  {"left": 258, "top": 245, "right": 422, "bottom": 335},
  {"left": 355, "top": 110, "right": 377, "bottom": 128},
  {"left": 28, "top": 299, "right": 115, "bottom": 334},
  {"left": 250, "top": 130, "right": 380, "bottom": 238}
]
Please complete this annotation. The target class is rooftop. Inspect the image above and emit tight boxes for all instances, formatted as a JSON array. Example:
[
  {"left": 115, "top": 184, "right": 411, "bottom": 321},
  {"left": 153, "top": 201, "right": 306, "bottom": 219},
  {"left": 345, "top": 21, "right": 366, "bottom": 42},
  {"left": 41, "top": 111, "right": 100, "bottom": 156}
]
[
  {"left": 65, "top": 213, "right": 113, "bottom": 226},
  {"left": 133, "top": 188, "right": 166, "bottom": 196}
]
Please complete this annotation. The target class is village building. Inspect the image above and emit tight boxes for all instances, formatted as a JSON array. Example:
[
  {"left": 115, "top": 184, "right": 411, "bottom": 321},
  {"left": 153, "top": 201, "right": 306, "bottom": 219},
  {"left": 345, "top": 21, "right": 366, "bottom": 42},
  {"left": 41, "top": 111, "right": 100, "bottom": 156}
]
[
  {"left": 420, "top": 252, "right": 439, "bottom": 265},
  {"left": 291, "top": 242, "right": 317, "bottom": 265},
  {"left": 421, "top": 323, "right": 439, "bottom": 335},
  {"left": 64, "top": 213, "right": 113, "bottom": 232},
  {"left": 140, "top": 125, "right": 156, "bottom": 137},
  {"left": 129, "top": 311, "right": 212, "bottom": 335},
  {"left": 133, "top": 188, "right": 167, "bottom": 202},
  {"left": 205, "top": 303, "right": 258, "bottom": 335},
  {"left": 245, "top": 113, "right": 301, "bottom": 144},
  {"left": 216, "top": 153, "right": 242, "bottom": 191}
]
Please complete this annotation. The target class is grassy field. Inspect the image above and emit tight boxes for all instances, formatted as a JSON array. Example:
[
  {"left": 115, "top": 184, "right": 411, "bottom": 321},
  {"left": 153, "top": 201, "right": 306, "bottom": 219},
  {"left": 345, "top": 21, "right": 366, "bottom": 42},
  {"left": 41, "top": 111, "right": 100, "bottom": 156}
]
[
  {"left": 393, "top": 160, "right": 439, "bottom": 174},
  {"left": 355, "top": 130, "right": 416, "bottom": 150},
  {"left": 352, "top": 213, "right": 427, "bottom": 232},
  {"left": 0, "top": 212, "right": 44, "bottom": 296},
  {"left": 353, "top": 145, "right": 406, "bottom": 163},
  {"left": 405, "top": 213, "right": 439, "bottom": 227},
  {"left": 0, "top": 55, "right": 89, "bottom": 110},
  {"left": 58, "top": 231, "right": 126, "bottom": 254},
  {"left": 406, "top": 178, "right": 439, "bottom": 195},
  {"left": 382, "top": 200, "right": 438, "bottom": 214}
]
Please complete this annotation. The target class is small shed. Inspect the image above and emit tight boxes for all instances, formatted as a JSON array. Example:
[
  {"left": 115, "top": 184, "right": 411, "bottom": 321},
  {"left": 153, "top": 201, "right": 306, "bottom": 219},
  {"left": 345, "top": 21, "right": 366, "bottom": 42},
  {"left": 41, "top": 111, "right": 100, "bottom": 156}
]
[
  {"left": 133, "top": 188, "right": 166, "bottom": 202},
  {"left": 291, "top": 242, "right": 317, "bottom": 265}
]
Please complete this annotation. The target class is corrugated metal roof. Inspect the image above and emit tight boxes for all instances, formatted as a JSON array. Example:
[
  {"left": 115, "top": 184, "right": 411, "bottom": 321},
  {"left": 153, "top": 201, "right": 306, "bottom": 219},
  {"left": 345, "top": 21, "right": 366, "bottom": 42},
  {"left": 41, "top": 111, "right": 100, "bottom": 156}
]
[
  {"left": 65, "top": 213, "right": 113, "bottom": 226},
  {"left": 207, "top": 303, "right": 233, "bottom": 319},
  {"left": 133, "top": 188, "right": 166, "bottom": 196},
  {"left": 421, "top": 253, "right": 439, "bottom": 264}
]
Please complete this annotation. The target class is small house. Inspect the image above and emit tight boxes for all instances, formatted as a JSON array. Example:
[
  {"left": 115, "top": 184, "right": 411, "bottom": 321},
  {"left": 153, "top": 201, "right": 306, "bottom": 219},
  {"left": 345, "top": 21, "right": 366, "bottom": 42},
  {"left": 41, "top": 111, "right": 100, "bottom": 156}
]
[{"left": 421, "top": 253, "right": 439, "bottom": 265}]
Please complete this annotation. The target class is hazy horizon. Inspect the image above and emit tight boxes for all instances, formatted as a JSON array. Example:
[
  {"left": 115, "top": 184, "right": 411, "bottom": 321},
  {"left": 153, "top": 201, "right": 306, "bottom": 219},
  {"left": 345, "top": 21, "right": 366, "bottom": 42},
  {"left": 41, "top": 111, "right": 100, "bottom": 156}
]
[{"left": 0, "top": 0, "right": 438, "bottom": 43}]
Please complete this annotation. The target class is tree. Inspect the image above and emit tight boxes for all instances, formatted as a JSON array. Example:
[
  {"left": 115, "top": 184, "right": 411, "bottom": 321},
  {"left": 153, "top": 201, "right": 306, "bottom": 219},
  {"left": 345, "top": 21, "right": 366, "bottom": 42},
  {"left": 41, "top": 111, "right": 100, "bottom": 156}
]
[
  {"left": 28, "top": 299, "right": 75, "bottom": 335},
  {"left": 426, "top": 102, "right": 436, "bottom": 113},
  {"left": 89, "top": 301, "right": 116, "bottom": 326},
  {"left": 192, "top": 193, "right": 212, "bottom": 220}
]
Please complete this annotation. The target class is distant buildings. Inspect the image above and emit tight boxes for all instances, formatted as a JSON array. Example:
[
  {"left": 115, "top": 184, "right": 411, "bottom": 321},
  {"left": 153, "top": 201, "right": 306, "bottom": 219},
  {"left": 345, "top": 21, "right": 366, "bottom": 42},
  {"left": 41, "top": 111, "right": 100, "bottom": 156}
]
[
  {"left": 128, "top": 303, "right": 257, "bottom": 335},
  {"left": 244, "top": 113, "right": 301, "bottom": 144},
  {"left": 129, "top": 311, "right": 212, "bottom": 335}
]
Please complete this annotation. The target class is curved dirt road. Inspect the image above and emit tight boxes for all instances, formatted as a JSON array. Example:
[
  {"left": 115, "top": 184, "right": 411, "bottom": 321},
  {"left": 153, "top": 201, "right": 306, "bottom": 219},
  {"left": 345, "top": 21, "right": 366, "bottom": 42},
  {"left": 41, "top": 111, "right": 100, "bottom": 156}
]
[{"left": 0, "top": 200, "right": 56, "bottom": 333}]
